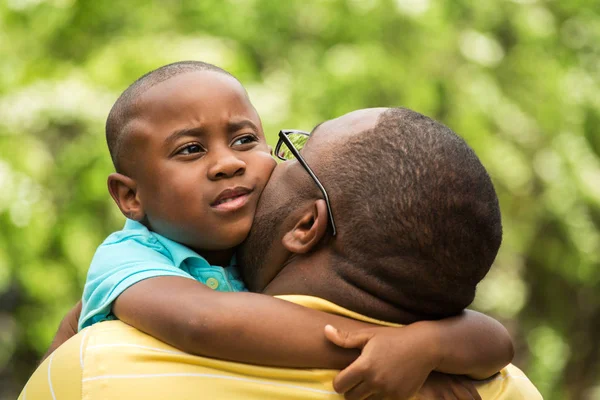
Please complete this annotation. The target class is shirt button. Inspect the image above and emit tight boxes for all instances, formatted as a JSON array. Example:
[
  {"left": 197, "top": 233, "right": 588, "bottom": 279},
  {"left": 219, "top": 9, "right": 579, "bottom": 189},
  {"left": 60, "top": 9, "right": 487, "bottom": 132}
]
[{"left": 206, "top": 278, "right": 219, "bottom": 290}]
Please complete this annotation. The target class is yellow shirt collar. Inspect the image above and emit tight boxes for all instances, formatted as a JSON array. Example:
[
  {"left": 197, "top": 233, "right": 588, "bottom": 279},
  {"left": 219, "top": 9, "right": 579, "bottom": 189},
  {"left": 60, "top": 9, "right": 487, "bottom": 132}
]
[{"left": 275, "top": 295, "right": 401, "bottom": 327}]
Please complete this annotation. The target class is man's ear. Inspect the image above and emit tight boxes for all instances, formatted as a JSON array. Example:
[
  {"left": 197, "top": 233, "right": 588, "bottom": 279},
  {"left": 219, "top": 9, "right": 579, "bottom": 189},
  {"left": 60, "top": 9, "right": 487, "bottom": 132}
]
[
  {"left": 282, "top": 199, "right": 329, "bottom": 254},
  {"left": 107, "top": 173, "right": 145, "bottom": 221}
]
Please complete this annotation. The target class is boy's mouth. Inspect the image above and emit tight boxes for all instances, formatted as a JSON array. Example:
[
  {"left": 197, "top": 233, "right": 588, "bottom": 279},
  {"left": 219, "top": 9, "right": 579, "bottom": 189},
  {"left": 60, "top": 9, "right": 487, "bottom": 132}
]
[{"left": 211, "top": 187, "right": 253, "bottom": 211}]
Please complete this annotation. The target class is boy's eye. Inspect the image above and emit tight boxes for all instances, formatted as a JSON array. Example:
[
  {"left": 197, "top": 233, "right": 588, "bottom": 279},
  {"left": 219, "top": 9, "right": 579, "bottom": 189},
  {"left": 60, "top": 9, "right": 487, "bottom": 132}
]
[
  {"left": 178, "top": 144, "right": 204, "bottom": 155},
  {"left": 232, "top": 134, "right": 258, "bottom": 147}
]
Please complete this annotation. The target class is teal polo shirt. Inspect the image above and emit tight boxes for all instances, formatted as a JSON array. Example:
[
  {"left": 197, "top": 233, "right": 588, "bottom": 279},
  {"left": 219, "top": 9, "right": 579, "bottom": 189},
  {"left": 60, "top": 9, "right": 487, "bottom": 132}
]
[{"left": 79, "top": 219, "right": 247, "bottom": 331}]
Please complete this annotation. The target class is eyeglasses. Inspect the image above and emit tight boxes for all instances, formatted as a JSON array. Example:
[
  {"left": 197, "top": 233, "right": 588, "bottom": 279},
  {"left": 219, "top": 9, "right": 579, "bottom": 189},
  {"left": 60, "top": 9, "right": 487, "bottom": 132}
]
[{"left": 275, "top": 130, "right": 337, "bottom": 236}]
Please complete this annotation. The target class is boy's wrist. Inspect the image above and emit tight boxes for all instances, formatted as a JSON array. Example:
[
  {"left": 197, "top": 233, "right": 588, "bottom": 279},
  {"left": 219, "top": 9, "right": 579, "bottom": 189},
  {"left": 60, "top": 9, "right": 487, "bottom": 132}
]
[{"left": 411, "top": 320, "right": 444, "bottom": 372}]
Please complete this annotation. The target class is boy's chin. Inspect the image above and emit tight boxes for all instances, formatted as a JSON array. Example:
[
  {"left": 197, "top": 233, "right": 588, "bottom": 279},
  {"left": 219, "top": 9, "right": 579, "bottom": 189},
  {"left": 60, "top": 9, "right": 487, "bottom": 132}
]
[{"left": 207, "top": 222, "right": 253, "bottom": 250}]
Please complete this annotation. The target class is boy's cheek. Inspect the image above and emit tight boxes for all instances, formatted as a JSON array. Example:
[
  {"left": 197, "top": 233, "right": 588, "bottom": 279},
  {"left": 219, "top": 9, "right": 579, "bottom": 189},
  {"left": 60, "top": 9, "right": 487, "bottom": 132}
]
[{"left": 257, "top": 151, "right": 278, "bottom": 177}]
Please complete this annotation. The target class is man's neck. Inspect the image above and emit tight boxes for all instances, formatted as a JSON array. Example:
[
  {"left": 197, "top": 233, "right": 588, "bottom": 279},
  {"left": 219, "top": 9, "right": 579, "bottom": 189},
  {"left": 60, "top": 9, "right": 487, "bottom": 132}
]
[{"left": 262, "top": 251, "right": 422, "bottom": 324}]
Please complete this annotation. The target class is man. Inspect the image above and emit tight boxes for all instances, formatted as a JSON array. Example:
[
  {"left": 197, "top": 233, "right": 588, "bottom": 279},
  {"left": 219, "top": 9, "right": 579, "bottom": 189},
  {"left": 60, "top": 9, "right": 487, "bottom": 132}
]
[{"left": 20, "top": 107, "right": 542, "bottom": 399}]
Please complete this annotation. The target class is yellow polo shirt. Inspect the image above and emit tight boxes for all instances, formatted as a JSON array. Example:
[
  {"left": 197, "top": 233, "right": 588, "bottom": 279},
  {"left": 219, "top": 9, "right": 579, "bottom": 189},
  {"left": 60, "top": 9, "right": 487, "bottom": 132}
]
[{"left": 19, "top": 296, "right": 542, "bottom": 399}]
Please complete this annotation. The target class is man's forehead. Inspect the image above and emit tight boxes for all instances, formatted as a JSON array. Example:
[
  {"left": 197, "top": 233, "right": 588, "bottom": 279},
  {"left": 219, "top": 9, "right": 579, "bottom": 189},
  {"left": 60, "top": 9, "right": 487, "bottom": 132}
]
[{"left": 306, "top": 108, "right": 387, "bottom": 150}]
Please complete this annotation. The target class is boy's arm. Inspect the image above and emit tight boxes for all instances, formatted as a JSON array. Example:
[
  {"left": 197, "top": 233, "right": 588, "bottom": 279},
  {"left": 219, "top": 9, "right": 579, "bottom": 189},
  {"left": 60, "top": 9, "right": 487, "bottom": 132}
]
[
  {"left": 113, "top": 275, "right": 368, "bottom": 368},
  {"left": 40, "top": 301, "right": 82, "bottom": 363},
  {"left": 428, "top": 310, "right": 514, "bottom": 379},
  {"left": 113, "top": 276, "right": 513, "bottom": 375},
  {"left": 81, "top": 237, "right": 364, "bottom": 368}
]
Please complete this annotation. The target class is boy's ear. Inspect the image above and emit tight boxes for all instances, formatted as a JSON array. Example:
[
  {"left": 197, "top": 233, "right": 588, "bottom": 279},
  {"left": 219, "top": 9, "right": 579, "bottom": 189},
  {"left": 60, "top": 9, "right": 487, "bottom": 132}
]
[
  {"left": 282, "top": 199, "right": 329, "bottom": 254},
  {"left": 107, "top": 173, "right": 145, "bottom": 221}
]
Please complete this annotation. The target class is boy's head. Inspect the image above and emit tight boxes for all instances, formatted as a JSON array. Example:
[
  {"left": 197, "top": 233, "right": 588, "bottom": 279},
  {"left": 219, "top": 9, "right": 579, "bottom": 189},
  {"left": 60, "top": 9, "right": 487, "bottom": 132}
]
[
  {"left": 241, "top": 107, "right": 502, "bottom": 319},
  {"left": 106, "top": 61, "right": 276, "bottom": 260}
]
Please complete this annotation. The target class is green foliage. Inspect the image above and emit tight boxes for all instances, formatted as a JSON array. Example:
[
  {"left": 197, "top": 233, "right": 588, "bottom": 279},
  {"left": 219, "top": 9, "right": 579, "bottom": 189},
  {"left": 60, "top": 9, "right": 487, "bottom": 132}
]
[{"left": 1, "top": 0, "right": 599, "bottom": 398}]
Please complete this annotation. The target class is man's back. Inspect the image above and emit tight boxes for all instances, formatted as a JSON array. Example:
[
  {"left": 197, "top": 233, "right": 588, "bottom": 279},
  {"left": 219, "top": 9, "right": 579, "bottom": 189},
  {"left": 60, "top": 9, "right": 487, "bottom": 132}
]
[{"left": 21, "top": 296, "right": 542, "bottom": 400}]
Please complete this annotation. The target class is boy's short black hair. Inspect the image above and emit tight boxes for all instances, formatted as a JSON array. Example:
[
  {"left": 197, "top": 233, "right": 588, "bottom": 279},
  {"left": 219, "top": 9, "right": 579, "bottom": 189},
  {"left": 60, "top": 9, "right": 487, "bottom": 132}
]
[
  {"left": 323, "top": 108, "right": 502, "bottom": 318},
  {"left": 106, "top": 61, "right": 233, "bottom": 173}
]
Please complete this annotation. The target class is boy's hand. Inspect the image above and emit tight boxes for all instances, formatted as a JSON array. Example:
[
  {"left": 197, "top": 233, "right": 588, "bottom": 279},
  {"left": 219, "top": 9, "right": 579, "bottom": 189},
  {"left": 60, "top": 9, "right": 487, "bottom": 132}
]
[
  {"left": 416, "top": 372, "right": 481, "bottom": 400},
  {"left": 325, "top": 324, "right": 440, "bottom": 400}
]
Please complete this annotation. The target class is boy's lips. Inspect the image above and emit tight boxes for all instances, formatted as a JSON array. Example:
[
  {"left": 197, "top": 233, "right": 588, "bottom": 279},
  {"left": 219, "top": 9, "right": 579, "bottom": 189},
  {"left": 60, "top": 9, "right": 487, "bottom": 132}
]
[{"left": 211, "top": 186, "right": 253, "bottom": 212}]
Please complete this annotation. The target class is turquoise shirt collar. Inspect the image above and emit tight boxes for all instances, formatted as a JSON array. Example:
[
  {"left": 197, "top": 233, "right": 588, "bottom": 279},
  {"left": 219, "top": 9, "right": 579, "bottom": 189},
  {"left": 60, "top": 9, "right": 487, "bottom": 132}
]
[{"left": 123, "top": 219, "right": 235, "bottom": 268}]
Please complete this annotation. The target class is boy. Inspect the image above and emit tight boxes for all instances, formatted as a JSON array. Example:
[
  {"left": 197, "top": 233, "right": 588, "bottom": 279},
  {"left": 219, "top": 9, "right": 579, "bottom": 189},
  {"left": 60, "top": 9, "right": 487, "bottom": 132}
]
[{"left": 71, "top": 61, "right": 510, "bottom": 397}]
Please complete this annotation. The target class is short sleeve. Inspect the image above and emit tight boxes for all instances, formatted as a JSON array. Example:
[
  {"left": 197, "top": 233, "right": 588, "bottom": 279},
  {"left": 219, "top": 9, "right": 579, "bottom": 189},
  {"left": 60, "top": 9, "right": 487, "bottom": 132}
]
[{"left": 79, "top": 236, "right": 195, "bottom": 331}]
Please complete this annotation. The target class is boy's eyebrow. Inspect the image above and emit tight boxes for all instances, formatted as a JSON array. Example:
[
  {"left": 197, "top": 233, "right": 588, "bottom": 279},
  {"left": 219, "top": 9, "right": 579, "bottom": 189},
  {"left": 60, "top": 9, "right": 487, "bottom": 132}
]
[
  {"left": 227, "top": 119, "right": 259, "bottom": 133},
  {"left": 164, "top": 120, "right": 260, "bottom": 147},
  {"left": 164, "top": 127, "right": 205, "bottom": 147}
]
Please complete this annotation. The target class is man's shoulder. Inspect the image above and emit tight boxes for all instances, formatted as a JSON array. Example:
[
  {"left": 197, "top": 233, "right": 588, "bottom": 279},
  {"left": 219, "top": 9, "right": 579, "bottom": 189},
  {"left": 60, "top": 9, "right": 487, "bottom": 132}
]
[
  {"left": 76, "top": 321, "right": 339, "bottom": 399},
  {"left": 83, "top": 320, "right": 168, "bottom": 350}
]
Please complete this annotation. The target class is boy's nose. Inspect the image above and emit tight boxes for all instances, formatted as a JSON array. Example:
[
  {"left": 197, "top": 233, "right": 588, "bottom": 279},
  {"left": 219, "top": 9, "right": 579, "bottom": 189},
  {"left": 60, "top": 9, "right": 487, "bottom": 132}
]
[{"left": 207, "top": 152, "right": 246, "bottom": 180}]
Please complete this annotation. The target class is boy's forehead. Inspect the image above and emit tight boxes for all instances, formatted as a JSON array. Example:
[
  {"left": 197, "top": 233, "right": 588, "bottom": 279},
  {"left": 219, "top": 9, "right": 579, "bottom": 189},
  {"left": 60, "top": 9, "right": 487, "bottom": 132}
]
[
  {"left": 128, "top": 70, "right": 260, "bottom": 134},
  {"left": 138, "top": 70, "right": 249, "bottom": 108},
  {"left": 120, "top": 70, "right": 261, "bottom": 156}
]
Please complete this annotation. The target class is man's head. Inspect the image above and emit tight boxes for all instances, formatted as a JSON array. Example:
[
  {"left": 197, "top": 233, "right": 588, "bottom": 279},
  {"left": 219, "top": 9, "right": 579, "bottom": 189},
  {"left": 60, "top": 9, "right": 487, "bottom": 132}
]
[
  {"left": 105, "top": 61, "right": 276, "bottom": 262},
  {"left": 240, "top": 107, "right": 502, "bottom": 320}
]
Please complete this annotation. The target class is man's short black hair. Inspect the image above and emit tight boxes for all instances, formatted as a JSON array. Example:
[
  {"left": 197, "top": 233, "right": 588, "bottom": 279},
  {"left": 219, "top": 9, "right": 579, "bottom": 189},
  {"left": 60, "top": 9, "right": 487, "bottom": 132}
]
[
  {"left": 105, "top": 61, "right": 233, "bottom": 173},
  {"left": 322, "top": 108, "right": 502, "bottom": 318}
]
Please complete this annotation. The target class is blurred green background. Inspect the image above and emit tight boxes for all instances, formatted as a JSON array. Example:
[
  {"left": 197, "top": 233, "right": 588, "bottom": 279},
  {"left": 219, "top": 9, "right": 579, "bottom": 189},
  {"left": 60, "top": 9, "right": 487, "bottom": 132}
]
[{"left": 0, "top": 0, "right": 599, "bottom": 398}]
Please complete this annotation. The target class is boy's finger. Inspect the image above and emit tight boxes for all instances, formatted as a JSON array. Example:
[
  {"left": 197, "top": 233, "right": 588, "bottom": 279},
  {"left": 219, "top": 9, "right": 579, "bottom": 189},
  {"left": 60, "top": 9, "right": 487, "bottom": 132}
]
[
  {"left": 457, "top": 380, "right": 481, "bottom": 400},
  {"left": 363, "top": 395, "right": 384, "bottom": 400},
  {"left": 324, "top": 325, "right": 371, "bottom": 349},
  {"left": 343, "top": 382, "right": 375, "bottom": 400},
  {"left": 450, "top": 384, "right": 475, "bottom": 400},
  {"left": 447, "top": 376, "right": 479, "bottom": 400},
  {"left": 333, "top": 362, "right": 364, "bottom": 393}
]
